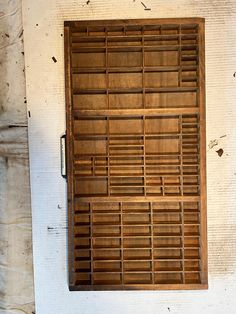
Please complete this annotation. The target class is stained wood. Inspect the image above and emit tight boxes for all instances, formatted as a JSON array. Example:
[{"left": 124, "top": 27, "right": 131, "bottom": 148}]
[{"left": 64, "top": 18, "right": 207, "bottom": 290}]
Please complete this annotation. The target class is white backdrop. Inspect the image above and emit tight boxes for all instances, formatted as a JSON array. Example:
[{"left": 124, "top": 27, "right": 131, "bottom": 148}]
[{"left": 22, "top": 1, "right": 236, "bottom": 313}]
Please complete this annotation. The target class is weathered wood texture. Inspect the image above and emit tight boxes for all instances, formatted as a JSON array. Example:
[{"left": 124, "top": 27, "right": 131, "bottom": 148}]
[
  {"left": 65, "top": 18, "right": 207, "bottom": 290},
  {"left": 0, "top": 1, "right": 35, "bottom": 313}
]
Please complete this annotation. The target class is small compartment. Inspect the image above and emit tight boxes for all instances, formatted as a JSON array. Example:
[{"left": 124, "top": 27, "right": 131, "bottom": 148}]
[
  {"left": 153, "top": 237, "right": 182, "bottom": 248},
  {"left": 92, "top": 225, "right": 121, "bottom": 237},
  {"left": 108, "top": 51, "right": 142, "bottom": 67},
  {"left": 109, "top": 117, "right": 143, "bottom": 134},
  {"left": 75, "top": 261, "right": 91, "bottom": 272},
  {"left": 74, "top": 249, "right": 91, "bottom": 260},
  {"left": 144, "top": 51, "right": 178, "bottom": 66},
  {"left": 72, "top": 52, "right": 105, "bottom": 68},
  {"left": 153, "top": 225, "right": 182, "bottom": 236},
  {"left": 75, "top": 273, "right": 91, "bottom": 285},
  {"left": 93, "top": 238, "right": 121, "bottom": 248},
  {"left": 145, "top": 138, "right": 180, "bottom": 154},
  {"left": 184, "top": 225, "right": 199, "bottom": 236},
  {"left": 146, "top": 92, "right": 196, "bottom": 108},
  {"left": 123, "top": 225, "right": 151, "bottom": 236},
  {"left": 154, "top": 260, "right": 182, "bottom": 271},
  {"left": 145, "top": 116, "right": 179, "bottom": 134},
  {"left": 164, "top": 186, "right": 181, "bottom": 196},
  {"left": 152, "top": 202, "right": 181, "bottom": 213},
  {"left": 93, "top": 273, "right": 122, "bottom": 285},
  {"left": 93, "top": 249, "right": 121, "bottom": 260},
  {"left": 122, "top": 202, "right": 150, "bottom": 213},
  {"left": 93, "top": 261, "right": 122, "bottom": 272},
  {"left": 73, "top": 94, "right": 107, "bottom": 110},
  {"left": 93, "top": 213, "right": 120, "bottom": 225},
  {"left": 185, "top": 260, "right": 200, "bottom": 271},
  {"left": 109, "top": 93, "right": 143, "bottom": 109},
  {"left": 110, "top": 177, "right": 144, "bottom": 187},
  {"left": 184, "top": 213, "right": 199, "bottom": 224},
  {"left": 185, "top": 272, "right": 201, "bottom": 284},
  {"left": 109, "top": 73, "right": 142, "bottom": 89},
  {"left": 74, "top": 117, "right": 107, "bottom": 135},
  {"left": 73, "top": 73, "right": 106, "bottom": 89},
  {"left": 109, "top": 146, "right": 144, "bottom": 156},
  {"left": 146, "top": 165, "right": 180, "bottom": 175},
  {"left": 153, "top": 213, "right": 181, "bottom": 224},
  {"left": 154, "top": 272, "right": 182, "bottom": 284},
  {"left": 88, "top": 26, "right": 106, "bottom": 36},
  {"left": 75, "top": 178, "right": 108, "bottom": 196},
  {"left": 143, "top": 25, "right": 161, "bottom": 35},
  {"left": 144, "top": 72, "right": 178, "bottom": 88},
  {"left": 124, "top": 273, "right": 152, "bottom": 284},
  {"left": 183, "top": 186, "right": 199, "bottom": 195},
  {"left": 74, "top": 214, "right": 90, "bottom": 225},
  {"left": 124, "top": 261, "right": 152, "bottom": 271},
  {"left": 154, "top": 248, "right": 182, "bottom": 259},
  {"left": 111, "top": 187, "right": 144, "bottom": 196},
  {"left": 93, "top": 202, "right": 120, "bottom": 213},
  {"left": 123, "top": 237, "right": 151, "bottom": 248},
  {"left": 74, "top": 139, "right": 107, "bottom": 155},
  {"left": 183, "top": 202, "right": 199, "bottom": 212},
  {"left": 74, "top": 226, "right": 90, "bottom": 237},
  {"left": 74, "top": 202, "right": 90, "bottom": 213},
  {"left": 124, "top": 249, "right": 152, "bottom": 260},
  {"left": 146, "top": 186, "right": 162, "bottom": 195},
  {"left": 74, "top": 237, "right": 91, "bottom": 249},
  {"left": 184, "top": 237, "right": 200, "bottom": 248},
  {"left": 123, "top": 213, "right": 151, "bottom": 225},
  {"left": 184, "top": 248, "right": 200, "bottom": 259}
]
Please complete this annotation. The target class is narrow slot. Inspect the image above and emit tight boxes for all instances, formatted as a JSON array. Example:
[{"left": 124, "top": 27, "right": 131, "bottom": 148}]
[
  {"left": 92, "top": 202, "right": 120, "bottom": 213},
  {"left": 154, "top": 248, "right": 182, "bottom": 260}
]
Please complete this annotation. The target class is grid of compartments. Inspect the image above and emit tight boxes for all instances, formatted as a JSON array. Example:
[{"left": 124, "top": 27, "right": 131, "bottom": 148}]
[
  {"left": 74, "top": 114, "right": 199, "bottom": 197},
  {"left": 65, "top": 18, "right": 206, "bottom": 290},
  {"left": 73, "top": 201, "right": 201, "bottom": 286},
  {"left": 72, "top": 23, "right": 199, "bottom": 110}
]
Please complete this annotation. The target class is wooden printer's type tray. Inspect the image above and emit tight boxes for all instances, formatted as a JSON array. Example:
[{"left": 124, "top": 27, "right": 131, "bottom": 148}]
[{"left": 64, "top": 18, "right": 207, "bottom": 290}]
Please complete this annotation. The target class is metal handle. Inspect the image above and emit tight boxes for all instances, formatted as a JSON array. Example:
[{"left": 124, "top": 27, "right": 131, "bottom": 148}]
[{"left": 60, "top": 134, "right": 67, "bottom": 179}]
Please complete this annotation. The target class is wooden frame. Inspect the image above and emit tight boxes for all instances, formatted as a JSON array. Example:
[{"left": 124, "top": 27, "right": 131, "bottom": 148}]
[{"left": 64, "top": 18, "right": 207, "bottom": 290}]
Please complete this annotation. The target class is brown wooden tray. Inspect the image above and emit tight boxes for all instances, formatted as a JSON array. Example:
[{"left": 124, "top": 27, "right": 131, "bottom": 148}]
[{"left": 64, "top": 18, "right": 207, "bottom": 290}]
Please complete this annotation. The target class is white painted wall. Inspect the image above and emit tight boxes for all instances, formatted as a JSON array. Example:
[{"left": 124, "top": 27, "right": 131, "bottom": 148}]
[{"left": 22, "top": 1, "right": 236, "bottom": 313}]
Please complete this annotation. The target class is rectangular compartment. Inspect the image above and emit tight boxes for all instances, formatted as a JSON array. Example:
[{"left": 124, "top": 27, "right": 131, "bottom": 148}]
[{"left": 75, "top": 178, "right": 108, "bottom": 196}]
